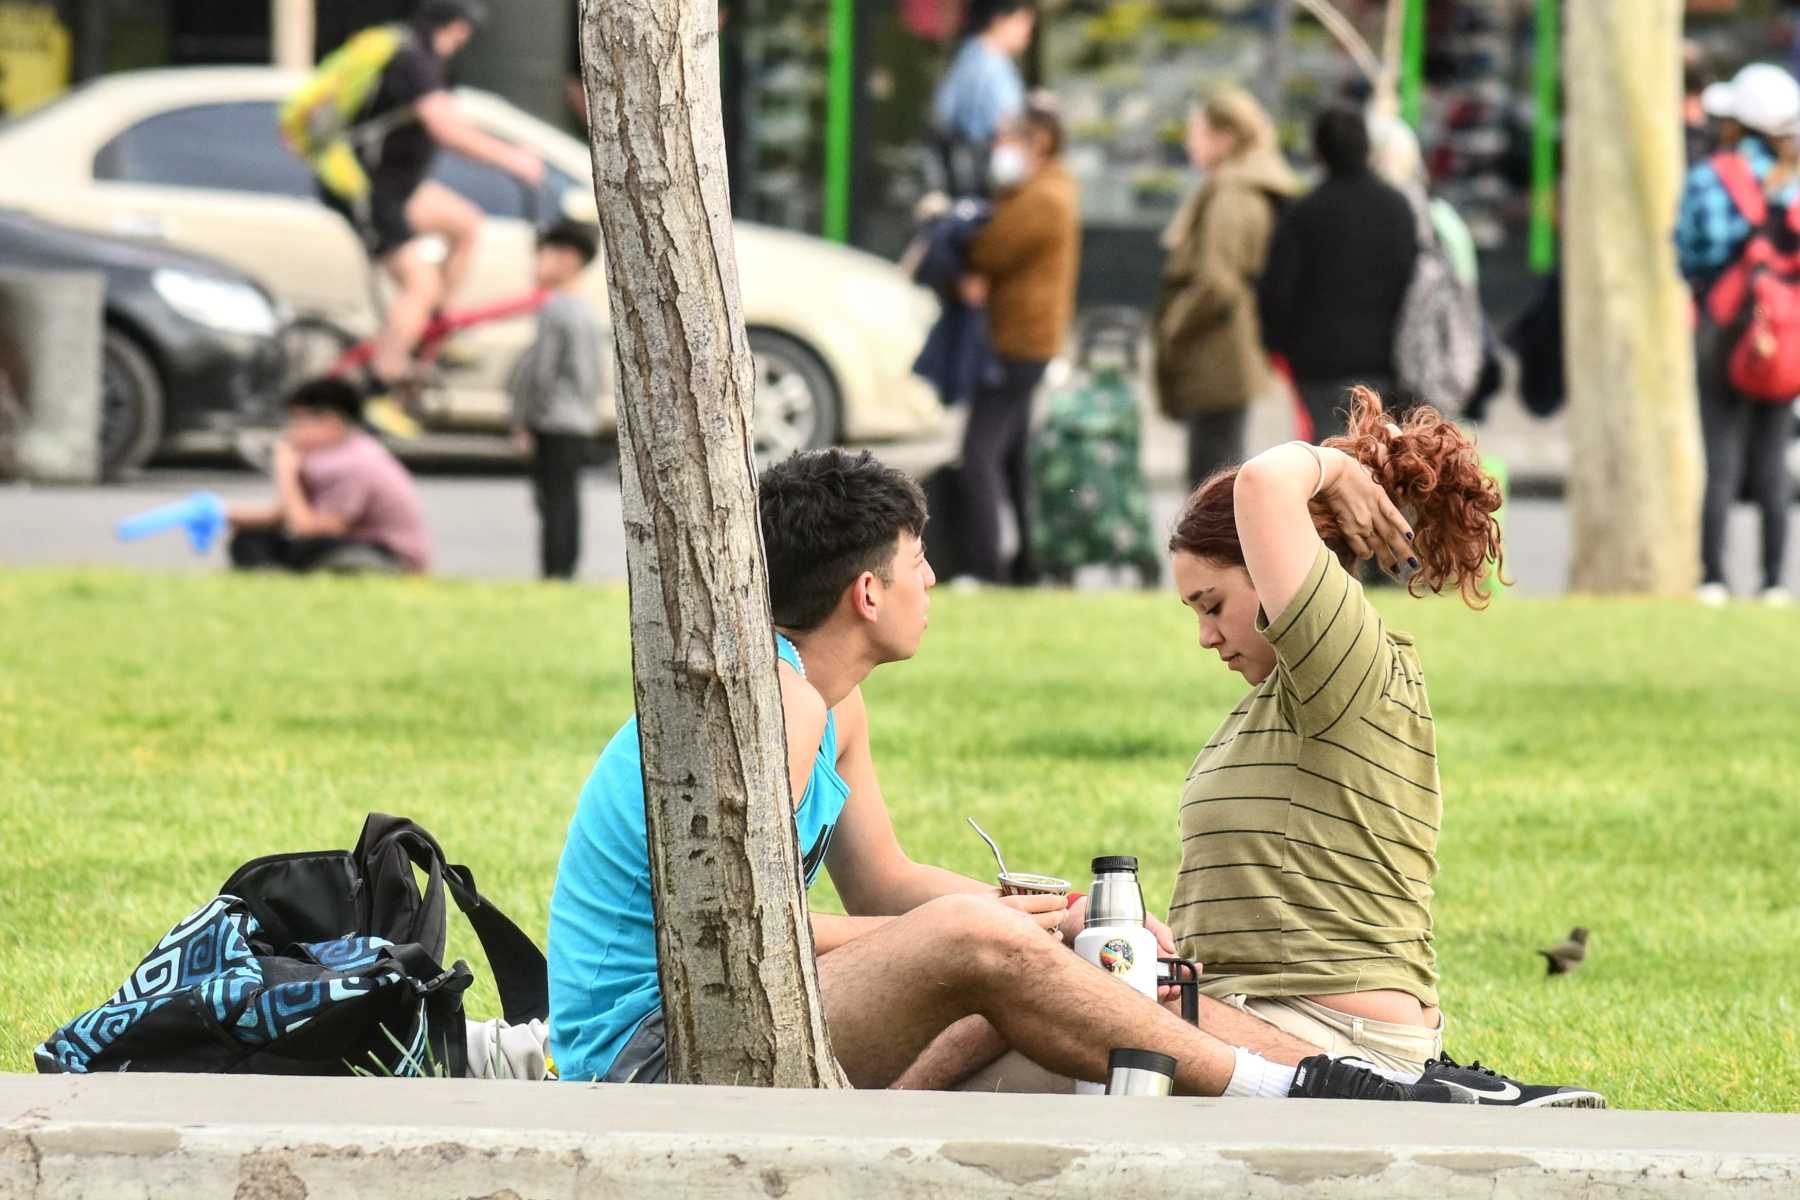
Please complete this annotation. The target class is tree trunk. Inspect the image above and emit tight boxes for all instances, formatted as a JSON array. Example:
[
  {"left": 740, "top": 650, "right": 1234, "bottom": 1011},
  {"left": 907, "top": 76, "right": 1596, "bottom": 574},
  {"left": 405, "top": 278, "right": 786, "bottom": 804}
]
[
  {"left": 1562, "top": 0, "right": 1703, "bottom": 594},
  {"left": 576, "top": 0, "right": 847, "bottom": 1088}
]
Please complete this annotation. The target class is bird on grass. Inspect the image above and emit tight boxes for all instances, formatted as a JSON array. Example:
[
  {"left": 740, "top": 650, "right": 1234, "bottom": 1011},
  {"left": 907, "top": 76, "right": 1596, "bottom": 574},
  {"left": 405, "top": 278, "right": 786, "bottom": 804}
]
[{"left": 1539, "top": 927, "right": 1589, "bottom": 976}]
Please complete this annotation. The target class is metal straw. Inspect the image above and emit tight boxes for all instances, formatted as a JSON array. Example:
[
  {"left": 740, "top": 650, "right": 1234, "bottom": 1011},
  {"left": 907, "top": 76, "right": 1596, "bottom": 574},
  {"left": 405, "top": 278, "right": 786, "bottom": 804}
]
[{"left": 967, "top": 817, "right": 1009, "bottom": 879}]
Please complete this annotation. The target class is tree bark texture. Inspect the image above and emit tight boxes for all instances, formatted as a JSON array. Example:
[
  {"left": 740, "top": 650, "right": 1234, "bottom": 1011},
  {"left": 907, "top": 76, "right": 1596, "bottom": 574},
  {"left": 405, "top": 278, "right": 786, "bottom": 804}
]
[
  {"left": 1562, "top": 0, "right": 1703, "bottom": 594},
  {"left": 575, "top": 0, "right": 847, "bottom": 1087}
]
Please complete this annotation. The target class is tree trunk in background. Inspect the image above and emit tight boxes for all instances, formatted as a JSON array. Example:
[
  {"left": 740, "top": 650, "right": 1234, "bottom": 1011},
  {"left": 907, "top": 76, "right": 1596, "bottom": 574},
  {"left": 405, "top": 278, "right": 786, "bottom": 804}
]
[
  {"left": 575, "top": 0, "right": 847, "bottom": 1088},
  {"left": 1562, "top": 0, "right": 1702, "bottom": 594}
]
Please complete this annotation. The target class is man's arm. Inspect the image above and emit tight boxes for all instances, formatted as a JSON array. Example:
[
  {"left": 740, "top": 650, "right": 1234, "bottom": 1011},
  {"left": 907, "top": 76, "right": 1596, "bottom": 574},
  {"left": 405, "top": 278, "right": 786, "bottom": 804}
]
[
  {"left": 822, "top": 687, "right": 995, "bottom": 918},
  {"left": 416, "top": 92, "right": 544, "bottom": 185}
]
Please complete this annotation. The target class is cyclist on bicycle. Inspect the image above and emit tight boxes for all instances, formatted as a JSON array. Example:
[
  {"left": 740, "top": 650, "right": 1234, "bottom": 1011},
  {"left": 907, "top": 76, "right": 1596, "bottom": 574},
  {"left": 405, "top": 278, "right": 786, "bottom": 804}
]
[{"left": 307, "top": 0, "right": 544, "bottom": 427}]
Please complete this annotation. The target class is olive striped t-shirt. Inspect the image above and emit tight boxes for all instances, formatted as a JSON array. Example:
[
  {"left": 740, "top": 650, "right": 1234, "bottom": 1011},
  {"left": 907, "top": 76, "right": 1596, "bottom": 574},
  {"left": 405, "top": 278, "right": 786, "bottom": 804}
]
[{"left": 1170, "top": 545, "right": 1440, "bottom": 1007}]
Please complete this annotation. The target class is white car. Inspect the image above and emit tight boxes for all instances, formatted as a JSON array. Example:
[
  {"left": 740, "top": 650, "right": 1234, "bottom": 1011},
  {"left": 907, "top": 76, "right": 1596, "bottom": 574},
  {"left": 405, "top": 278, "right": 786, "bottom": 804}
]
[{"left": 0, "top": 68, "right": 943, "bottom": 461}]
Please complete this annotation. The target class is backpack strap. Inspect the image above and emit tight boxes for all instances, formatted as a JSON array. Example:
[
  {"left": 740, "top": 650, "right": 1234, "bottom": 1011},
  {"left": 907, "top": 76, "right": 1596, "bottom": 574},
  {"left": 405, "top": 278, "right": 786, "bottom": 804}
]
[
  {"left": 355, "top": 813, "right": 549, "bottom": 1027},
  {"left": 444, "top": 864, "right": 550, "bottom": 1026},
  {"left": 1712, "top": 152, "right": 1768, "bottom": 227}
]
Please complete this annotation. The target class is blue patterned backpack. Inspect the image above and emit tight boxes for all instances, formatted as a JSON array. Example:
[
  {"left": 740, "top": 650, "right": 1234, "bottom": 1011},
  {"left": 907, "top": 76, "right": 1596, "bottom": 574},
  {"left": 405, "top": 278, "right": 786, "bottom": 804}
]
[{"left": 34, "top": 814, "right": 546, "bottom": 1077}]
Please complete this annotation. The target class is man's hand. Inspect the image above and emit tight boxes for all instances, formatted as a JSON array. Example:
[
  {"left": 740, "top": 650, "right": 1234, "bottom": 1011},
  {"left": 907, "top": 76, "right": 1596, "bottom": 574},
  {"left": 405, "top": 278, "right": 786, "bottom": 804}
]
[
  {"left": 996, "top": 892, "right": 1066, "bottom": 936},
  {"left": 510, "top": 148, "right": 546, "bottom": 189},
  {"left": 957, "top": 273, "right": 989, "bottom": 307},
  {"left": 511, "top": 427, "right": 534, "bottom": 458}
]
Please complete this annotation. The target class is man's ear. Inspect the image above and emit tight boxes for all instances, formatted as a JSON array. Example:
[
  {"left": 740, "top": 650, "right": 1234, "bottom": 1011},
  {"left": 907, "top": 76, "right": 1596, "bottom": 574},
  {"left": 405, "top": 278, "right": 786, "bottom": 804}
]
[{"left": 848, "top": 570, "right": 881, "bottom": 624}]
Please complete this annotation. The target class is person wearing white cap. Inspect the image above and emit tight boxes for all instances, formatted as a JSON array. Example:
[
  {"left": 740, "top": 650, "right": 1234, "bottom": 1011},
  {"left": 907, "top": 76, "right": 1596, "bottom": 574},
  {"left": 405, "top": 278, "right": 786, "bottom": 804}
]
[{"left": 1674, "top": 61, "right": 1800, "bottom": 607}]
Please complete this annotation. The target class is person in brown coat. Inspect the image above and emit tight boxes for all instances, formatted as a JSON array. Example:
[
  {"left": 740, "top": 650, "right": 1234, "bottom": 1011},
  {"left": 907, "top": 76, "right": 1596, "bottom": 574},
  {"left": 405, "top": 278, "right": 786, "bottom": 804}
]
[
  {"left": 957, "top": 105, "right": 1080, "bottom": 584},
  {"left": 1155, "top": 86, "right": 1297, "bottom": 488}
]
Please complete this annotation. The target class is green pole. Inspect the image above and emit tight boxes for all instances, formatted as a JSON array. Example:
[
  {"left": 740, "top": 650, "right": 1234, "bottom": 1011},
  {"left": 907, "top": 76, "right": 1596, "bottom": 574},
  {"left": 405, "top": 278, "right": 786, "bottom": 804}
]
[
  {"left": 1529, "top": 0, "right": 1559, "bottom": 273},
  {"left": 823, "top": 0, "right": 854, "bottom": 244},
  {"left": 1400, "top": 0, "right": 1425, "bottom": 128}
]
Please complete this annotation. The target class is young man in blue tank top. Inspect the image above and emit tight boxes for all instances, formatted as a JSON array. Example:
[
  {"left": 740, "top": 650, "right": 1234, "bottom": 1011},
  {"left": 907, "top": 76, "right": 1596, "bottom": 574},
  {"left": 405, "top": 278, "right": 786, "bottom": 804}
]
[{"left": 545, "top": 449, "right": 1469, "bottom": 1102}]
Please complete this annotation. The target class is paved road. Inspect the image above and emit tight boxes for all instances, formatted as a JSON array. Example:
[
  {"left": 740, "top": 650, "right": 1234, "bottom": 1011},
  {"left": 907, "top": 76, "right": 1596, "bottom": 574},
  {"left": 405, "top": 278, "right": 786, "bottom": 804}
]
[{"left": 7, "top": 456, "right": 1796, "bottom": 597}]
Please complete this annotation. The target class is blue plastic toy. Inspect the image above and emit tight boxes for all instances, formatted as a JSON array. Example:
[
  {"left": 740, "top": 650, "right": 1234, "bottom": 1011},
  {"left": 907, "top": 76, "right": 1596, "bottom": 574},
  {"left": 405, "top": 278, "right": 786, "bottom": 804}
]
[{"left": 117, "top": 491, "right": 227, "bottom": 555}]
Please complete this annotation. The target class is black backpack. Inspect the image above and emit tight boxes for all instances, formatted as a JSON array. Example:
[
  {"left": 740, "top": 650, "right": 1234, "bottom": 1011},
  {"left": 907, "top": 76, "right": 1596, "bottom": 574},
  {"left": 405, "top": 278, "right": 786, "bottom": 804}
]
[{"left": 35, "top": 813, "right": 546, "bottom": 1078}]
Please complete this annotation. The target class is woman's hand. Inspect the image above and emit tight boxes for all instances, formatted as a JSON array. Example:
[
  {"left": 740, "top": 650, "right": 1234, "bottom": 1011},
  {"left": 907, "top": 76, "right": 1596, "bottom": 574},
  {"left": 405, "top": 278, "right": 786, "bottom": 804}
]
[{"left": 1318, "top": 447, "right": 1415, "bottom": 574}]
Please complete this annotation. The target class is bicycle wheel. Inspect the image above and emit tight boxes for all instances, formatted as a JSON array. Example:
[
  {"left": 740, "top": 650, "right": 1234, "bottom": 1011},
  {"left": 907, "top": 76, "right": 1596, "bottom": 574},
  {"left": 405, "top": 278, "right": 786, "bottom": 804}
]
[
  {"left": 232, "top": 316, "right": 368, "bottom": 471},
  {"left": 278, "top": 316, "right": 370, "bottom": 395}
]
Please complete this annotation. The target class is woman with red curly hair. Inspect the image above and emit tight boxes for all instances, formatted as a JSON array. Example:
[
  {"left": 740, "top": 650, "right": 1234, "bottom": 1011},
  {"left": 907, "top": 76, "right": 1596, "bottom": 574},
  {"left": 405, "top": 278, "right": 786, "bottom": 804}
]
[{"left": 1166, "top": 387, "right": 1605, "bottom": 1107}]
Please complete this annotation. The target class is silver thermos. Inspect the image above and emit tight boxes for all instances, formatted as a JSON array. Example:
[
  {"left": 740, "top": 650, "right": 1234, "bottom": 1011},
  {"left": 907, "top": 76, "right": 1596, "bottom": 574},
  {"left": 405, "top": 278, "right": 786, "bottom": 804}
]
[
  {"left": 1086, "top": 855, "right": 1148, "bottom": 926},
  {"left": 1106, "top": 1048, "right": 1177, "bottom": 1096}
]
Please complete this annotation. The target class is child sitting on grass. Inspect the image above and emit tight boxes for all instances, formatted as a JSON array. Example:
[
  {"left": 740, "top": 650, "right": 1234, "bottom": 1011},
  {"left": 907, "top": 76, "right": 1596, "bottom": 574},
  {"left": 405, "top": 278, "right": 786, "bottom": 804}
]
[
  {"left": 510, "top": 219, "right": 604, "bottom": 580},
  {"left": 226, "top": 377, "right": 431, "bottom": 574}
]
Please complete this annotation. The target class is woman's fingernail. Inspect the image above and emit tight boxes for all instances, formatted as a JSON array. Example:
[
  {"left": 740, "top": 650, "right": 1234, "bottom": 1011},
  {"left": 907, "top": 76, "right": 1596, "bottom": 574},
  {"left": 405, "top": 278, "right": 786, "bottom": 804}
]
[
  {"left": 1408, "top": 556, "right": 1419, "bottom": 569},
  {"left": 1404, "top": 531, "right": 1414, "bottom": 541}
]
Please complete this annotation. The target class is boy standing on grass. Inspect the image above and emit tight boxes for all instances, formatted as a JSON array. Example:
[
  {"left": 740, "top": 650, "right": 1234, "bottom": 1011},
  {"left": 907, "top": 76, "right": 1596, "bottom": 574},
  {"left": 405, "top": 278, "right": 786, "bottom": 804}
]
[{"left": 511, "top": 220, "right": 604, "bottom": 581}]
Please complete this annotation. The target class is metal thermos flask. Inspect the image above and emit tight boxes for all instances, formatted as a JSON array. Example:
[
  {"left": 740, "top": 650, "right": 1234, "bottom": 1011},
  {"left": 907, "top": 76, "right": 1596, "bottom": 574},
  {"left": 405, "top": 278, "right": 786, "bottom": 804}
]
[
  {"left": 1105, "top": 1048, "right": 1177, "bottom": 1097},
  {"left": 1074, "top": 856, "right": 1161, "bottom": 1095}
]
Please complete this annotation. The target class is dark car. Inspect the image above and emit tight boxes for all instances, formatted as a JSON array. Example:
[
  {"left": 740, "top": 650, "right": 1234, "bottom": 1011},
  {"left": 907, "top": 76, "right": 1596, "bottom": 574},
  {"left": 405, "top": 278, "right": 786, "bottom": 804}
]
[{"left": 0, "top": 206, "right": 284, "bottom": 477}]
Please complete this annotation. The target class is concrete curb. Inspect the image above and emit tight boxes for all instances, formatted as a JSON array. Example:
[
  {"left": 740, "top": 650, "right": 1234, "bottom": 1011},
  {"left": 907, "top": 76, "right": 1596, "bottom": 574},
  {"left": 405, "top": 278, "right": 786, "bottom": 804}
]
[{"left": 5, "top": 1075, "right": 1799, "bottom": 1199}]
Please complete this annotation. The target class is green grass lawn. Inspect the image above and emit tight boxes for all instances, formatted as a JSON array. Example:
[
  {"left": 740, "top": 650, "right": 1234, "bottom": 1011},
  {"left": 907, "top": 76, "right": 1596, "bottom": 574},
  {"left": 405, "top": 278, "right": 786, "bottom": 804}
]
[{"left": 3, "top": 568, "right": 1798, "bottom": 1110}]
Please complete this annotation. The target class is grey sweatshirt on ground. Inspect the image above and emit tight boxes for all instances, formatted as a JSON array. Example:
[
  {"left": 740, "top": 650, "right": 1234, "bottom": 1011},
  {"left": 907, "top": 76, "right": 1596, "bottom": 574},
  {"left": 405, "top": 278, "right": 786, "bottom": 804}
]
[{"left": 508, "top": 291, "right": 604, "bottom": 436}]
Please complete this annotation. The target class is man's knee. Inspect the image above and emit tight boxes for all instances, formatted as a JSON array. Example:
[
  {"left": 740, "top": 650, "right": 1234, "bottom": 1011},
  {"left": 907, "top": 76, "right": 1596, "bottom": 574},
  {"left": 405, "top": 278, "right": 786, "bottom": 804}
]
[
  {"left": 914, "top": 894, "right": 1044, "bottom": 980},
  {"left": 386, "top": 254, "right": 443, "bottom": 303}
]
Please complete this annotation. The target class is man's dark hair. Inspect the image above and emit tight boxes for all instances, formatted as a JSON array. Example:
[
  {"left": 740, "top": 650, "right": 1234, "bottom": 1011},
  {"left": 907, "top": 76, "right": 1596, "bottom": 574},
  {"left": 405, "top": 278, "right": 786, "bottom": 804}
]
[
  {"left": 1312, "top": 106, "right": 1371, "bottom": 176},
  {"left": 758, "top": 449, "right": 928, "bottom": 631},
  {"left": 538, "top": 218, "right": 599, "bottom": 265},
  {"left": 286, "top": 376, "right": 364, "bottom": 424},
  {"left": 964, "top": 0, "right": 1036, "bottom": 37},
  {"left": 416, "top": 0, "right": 489, "bottom": 35}
]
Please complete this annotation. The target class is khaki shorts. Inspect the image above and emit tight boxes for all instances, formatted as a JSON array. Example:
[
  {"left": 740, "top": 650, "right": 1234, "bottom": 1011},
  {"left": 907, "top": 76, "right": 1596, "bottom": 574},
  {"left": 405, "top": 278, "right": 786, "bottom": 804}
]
[{"left": 1222, "top": 994, "right": 1446, "bottom": 1077}]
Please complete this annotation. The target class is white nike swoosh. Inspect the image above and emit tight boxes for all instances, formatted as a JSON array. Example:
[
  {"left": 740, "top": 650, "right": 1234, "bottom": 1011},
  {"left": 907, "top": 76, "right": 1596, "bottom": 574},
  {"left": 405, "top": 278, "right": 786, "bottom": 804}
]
[{"left": 1442, "top": 1079, "right": 1523, "bottom": 1102}]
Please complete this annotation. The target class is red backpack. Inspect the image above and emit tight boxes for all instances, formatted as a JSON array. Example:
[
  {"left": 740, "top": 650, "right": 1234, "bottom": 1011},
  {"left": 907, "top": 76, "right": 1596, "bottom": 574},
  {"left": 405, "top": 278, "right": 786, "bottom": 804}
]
[{"left": 1703, "top": 152, "right": 1800, "bottom": 403}]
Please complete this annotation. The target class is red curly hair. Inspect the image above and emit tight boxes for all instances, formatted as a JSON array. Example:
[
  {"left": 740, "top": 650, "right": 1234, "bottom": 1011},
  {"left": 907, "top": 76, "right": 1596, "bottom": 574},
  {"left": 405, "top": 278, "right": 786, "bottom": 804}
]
[{"left": 1169, "top": 386, "right": 1508, "bottom": 608}]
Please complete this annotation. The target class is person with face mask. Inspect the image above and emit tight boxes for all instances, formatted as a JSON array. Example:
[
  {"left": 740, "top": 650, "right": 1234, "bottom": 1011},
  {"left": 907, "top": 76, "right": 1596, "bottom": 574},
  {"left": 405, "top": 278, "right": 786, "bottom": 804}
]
[
  {"left": 953, "top": 106, "right": 1079, "bottom": 584},
  {"left": 928, "top": 0, "right": 1037, "bottom": 197}
]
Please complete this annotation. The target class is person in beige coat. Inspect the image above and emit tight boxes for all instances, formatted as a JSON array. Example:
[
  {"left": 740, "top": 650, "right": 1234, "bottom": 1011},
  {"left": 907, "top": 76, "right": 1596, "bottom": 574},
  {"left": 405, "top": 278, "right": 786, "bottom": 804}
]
[{"left": 1155, "top": 86, "right": 1297, "bottom": 488}]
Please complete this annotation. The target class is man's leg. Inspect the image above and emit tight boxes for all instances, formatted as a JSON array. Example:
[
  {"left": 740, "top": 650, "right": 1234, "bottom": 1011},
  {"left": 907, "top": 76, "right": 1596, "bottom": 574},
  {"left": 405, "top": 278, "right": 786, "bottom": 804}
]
[
  {"left": 958, "top": 381, "right": 1018, "bottom": 582},
  {"left": 819, "top": 894, "right": 1241, "bottom": 1095},
  {"left": 1000, "top": 361, "right": 1047, "bottom": 585},
  {"left": 892, "top": 1016, "right": 1010, "bottom": 1090},
  {"left": 1697, "top": 327, "right": 1749, "bottom": 586},
  {"left": 1745, "top": 400, "right": 1793, "bottom": 591},
  {"left": 372, "top": 241, "right": 445, "bottom": 384},
  {"left": 404, "top": 180, "right": 483, "bottom": 310}
]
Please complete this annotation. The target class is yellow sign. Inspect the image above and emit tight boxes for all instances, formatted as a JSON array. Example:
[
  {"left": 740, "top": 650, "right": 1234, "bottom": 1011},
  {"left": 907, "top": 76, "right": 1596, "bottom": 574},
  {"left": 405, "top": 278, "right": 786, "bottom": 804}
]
[{"left": 0, "top": 2, "right": 72, "bottom": 119}]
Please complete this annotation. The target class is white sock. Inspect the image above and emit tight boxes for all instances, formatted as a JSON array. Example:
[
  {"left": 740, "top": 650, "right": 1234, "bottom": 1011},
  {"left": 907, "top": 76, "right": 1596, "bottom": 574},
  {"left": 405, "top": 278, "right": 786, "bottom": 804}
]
[{"left": 1223, "top": 1047, "right": 1299, "bottom": 1098}]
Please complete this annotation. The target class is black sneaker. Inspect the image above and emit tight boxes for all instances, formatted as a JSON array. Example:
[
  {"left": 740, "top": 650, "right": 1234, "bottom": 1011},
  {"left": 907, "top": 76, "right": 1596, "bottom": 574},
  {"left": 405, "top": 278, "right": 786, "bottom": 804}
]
[
  {"left": 1421, "top": 1054, "right": 1608, "bottom": 1109},
  {"left": 1287, "top": 1054, "right": 1474, "bottom": 1103}
]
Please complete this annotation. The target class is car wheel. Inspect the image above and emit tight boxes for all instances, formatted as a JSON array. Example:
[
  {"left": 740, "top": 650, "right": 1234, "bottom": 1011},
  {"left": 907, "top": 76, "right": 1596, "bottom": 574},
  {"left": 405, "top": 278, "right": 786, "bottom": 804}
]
[
  {"left": 749, "top": 328, "right": 840, "bottom": 467},
  {"left": 100, "top": 327, "right": 164, "bottom": 479}
]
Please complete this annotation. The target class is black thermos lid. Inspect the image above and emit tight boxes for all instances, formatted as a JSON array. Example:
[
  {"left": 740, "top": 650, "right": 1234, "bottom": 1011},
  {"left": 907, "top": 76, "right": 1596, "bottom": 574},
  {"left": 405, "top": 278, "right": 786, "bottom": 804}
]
[
  {"left": 1091, "top": 855, "right": 1139, "bottom": 874},
  {"left": 1109, "top": 1048, "right": 1177, "bottom": 1076}
]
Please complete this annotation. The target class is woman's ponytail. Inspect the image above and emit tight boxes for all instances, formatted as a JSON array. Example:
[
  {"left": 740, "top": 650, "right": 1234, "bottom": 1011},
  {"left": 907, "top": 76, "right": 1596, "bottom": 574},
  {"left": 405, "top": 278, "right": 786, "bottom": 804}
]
[{"left": 1319, "top": 385, "right": 1507, "bottom": 608}]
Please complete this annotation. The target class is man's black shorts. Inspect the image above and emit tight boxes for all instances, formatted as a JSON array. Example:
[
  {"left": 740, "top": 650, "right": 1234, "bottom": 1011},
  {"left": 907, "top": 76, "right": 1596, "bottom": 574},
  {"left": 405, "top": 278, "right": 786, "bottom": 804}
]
[{"left": 318, "top": 179, "right": 417, "bottom": 260}]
